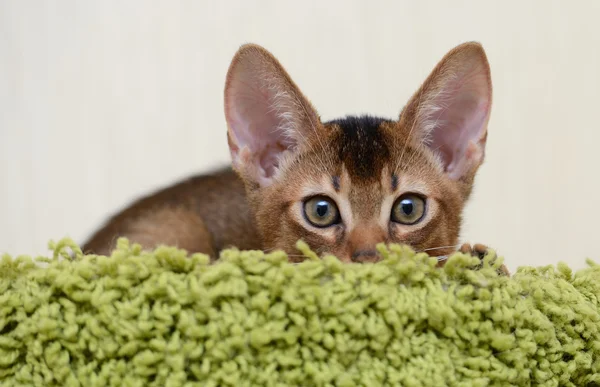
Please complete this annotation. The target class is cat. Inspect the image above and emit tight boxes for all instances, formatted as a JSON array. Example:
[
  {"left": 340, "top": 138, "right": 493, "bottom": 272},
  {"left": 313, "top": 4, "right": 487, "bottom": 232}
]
[{"left": 83, "top": 41, "right": 503, "bottom": 271}]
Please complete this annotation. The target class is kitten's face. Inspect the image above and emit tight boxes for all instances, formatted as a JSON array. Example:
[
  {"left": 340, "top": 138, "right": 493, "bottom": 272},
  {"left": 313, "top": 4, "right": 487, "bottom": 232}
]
[
  {"left": 252, "top": 117, "right": 466, "bottom": 261},
  {"left": 224, "top": 42, "right": 492, "bottom": 262}
]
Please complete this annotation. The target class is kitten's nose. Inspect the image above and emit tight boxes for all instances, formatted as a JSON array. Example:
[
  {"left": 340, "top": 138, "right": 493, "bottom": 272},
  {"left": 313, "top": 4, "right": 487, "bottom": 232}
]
[
  {"left": 348, "top": 225, "right": 386, "bottom": 263},
  {"left": 351, "top": 249, "right": 379, "bottom": 263}
]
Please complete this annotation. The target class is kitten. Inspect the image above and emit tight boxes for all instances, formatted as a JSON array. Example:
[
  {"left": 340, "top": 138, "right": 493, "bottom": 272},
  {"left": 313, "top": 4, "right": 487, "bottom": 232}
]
[{"left": 83, "top": 42, "right": 495, "bottom": 266}]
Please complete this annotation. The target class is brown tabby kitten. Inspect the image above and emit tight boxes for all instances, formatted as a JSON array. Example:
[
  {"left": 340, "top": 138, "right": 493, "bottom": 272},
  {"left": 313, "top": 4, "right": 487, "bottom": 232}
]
[{"left": 83, "top": 41, "right": 500, "bottom": 268}]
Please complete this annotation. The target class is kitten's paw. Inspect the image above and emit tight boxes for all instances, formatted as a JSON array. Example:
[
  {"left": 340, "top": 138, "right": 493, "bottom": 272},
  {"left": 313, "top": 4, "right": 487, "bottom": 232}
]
[
  {"left": 459, "top": 243, "right": 489, "bottom": 260},
  {"left": 459, "top": 243, "right": 511, "bottom": 276}
]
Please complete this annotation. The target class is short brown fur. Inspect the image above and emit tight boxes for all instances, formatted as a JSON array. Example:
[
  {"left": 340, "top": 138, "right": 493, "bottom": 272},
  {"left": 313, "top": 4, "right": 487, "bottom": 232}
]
[{"left": 83, "top": 169, "right": 260, "bottom": 257}]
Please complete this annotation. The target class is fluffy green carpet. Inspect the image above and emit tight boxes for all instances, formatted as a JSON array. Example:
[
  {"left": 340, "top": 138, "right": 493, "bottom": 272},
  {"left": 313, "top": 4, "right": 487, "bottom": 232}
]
[{"left": 0, "top": 238, "right": 599, "bottom": 386}]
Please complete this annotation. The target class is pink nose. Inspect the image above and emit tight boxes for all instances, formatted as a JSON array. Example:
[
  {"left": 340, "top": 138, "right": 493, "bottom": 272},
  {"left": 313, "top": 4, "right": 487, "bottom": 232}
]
[{"left": 347, "top": 225, "right": 386, "bottom": 263}]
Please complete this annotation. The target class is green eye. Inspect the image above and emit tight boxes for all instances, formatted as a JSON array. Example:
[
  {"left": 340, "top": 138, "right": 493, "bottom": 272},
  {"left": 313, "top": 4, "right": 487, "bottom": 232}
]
[
  {"left": 391, "top": 194, "right": 426, "bottom": 225},
  {"left": 303, "top": 196, "right": 340, "bottom": 227}
]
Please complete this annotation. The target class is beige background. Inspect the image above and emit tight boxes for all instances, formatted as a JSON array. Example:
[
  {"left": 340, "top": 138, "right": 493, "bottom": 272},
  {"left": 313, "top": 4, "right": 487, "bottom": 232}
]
[{"left": 1, "top": 1, "right": 599, "bottom": 271}]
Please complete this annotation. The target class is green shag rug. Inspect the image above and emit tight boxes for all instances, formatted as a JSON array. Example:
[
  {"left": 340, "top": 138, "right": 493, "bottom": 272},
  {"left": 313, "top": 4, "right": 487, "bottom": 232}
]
[{"left": 1, "top": 238, "right": 599, "bottom": 387}]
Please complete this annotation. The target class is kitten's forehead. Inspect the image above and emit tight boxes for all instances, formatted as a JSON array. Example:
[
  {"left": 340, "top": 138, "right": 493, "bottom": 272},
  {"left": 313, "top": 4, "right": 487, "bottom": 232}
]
[{"left": 325, "top": 115, "right": 394, "bottom": 181}]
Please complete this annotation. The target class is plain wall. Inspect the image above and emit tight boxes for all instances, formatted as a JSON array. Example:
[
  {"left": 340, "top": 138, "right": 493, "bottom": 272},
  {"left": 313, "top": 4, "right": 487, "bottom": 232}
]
[{"left": 1, "top": 1, "right": 599, "bottom": 270}]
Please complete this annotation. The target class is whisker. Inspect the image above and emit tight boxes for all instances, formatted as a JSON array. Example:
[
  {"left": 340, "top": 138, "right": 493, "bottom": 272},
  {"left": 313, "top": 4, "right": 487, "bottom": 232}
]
[
  {"left": 400, "top": 147, "right": 420, "bottom": 173},
  {"left": 418, "top": 244, "right": 459, "bottom": 253},
  {"left": 294, "top": 93, "right": 332, "bottom": 174},
  {"left": 281, "top": 253, "right": 451, "bottom": 263},
  {"left": 262, "top": 244, "right": 460, "bottom": 262},
  {"left": 267, "top": 90, "right": 331, "bottom": 178},
  {"left": 395, "top": 84, "right": 452, "bottom": 175},
  {"left": 395, "top": 89, "right": 424, "bottom": 173},
  {"left": 265, "top": 244, "right": 461, "bottom": 255}
]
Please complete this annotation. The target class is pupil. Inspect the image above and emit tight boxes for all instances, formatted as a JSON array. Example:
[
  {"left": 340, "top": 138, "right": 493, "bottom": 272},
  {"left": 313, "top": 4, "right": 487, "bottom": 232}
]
[
  {"left": 316, "top": 201, "right": 329, "bottom": 217},
  {"left": 401, "top": 199, "right": 414, "bottom": 215}
]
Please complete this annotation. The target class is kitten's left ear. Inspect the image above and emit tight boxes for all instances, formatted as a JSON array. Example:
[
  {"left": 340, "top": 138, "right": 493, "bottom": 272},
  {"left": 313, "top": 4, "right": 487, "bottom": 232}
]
[{"left": 400, "top": 42, "right": 492, "bottom": 181}]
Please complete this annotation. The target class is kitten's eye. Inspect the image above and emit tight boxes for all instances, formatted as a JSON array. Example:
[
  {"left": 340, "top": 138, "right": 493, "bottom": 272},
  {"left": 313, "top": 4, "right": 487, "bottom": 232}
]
[
  {"left": 303, "top": 196, "right": 340, "bottom": 227},
  {"left": 391, "top": 194, "right": 426, "bottom": 225}
]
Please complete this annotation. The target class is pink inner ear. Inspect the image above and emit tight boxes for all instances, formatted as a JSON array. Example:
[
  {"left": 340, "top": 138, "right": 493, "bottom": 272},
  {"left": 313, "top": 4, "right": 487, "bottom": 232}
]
[
  {"left": 431, "top": 94, "right": 489, "bottom": 171},
  {"left": 225, "top": 65, "right": 296, "bottom": 181},
  {"left": 425, "top": 69, "right": 491, "bottom": 180}
]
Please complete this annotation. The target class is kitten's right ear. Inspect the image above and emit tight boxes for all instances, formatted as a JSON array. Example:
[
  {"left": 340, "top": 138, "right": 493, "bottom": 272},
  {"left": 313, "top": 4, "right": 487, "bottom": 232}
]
[
  {"left": 399, "top": 42, "right": 492, "bottom": 182},
  {"left": 224, "top": 44, "right": 321, "bottom": 187}
]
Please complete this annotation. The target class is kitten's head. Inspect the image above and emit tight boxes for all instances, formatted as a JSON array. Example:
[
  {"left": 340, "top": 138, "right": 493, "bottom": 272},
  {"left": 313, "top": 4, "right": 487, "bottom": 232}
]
[{"left": 224, "top": 42, "right": 492, "bottom": 262}]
